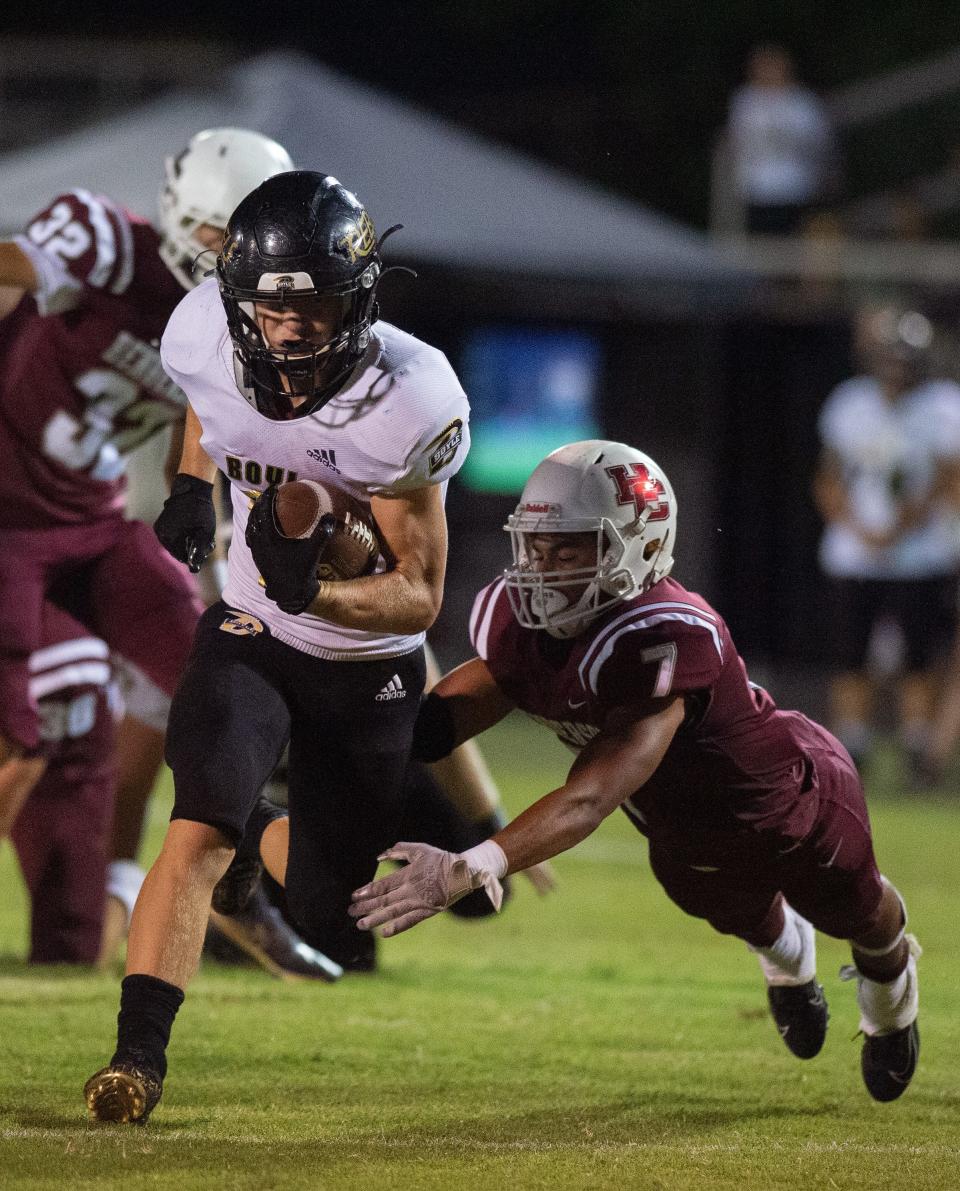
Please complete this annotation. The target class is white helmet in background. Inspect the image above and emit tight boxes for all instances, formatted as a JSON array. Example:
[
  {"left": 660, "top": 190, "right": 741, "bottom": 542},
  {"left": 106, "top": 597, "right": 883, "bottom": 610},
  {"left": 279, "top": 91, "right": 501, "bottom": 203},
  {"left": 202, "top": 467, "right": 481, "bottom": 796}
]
[
  {"left": 504, "top": 439, "right": 677, "bottom": 638},
  {"left": 158, "top": 128, "right": 294, "bottom": 289}
]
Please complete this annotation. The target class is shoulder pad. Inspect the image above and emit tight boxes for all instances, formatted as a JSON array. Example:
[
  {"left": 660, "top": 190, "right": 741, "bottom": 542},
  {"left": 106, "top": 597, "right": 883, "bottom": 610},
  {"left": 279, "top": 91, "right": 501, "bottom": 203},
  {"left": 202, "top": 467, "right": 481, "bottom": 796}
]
[
  {"left": 579, "top": 598, "right": 724, "bottom": 701},
  {"left": 469, "top": 578, "right": 512, "bottom": 661},
  {"left": 24, "top": 190, "right": 136, "bottom": 296},
  {"left": 161, "top": 279, "right": 225, "bottom": 376}
]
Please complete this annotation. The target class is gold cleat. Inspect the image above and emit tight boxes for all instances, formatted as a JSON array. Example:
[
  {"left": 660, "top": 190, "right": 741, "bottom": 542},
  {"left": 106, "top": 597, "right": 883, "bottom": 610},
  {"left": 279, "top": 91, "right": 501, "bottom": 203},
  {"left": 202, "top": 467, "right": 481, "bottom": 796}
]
[{"left": 83, "top": 1063, "right": 162, "bottom": 1124}]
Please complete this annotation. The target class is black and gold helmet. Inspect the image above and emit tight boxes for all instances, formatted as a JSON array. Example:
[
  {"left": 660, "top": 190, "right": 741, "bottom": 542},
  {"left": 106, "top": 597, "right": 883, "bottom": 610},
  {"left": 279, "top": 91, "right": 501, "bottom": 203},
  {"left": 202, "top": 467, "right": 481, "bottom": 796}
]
[{"left": 217, "top": 171, "right": 389, "bottom": 419}]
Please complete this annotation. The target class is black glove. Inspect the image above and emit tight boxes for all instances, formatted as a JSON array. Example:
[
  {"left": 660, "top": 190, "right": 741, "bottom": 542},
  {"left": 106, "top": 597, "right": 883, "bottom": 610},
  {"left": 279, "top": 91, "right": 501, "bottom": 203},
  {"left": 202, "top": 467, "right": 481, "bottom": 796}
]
[
  {"left": 154, "top": 473, "right": 217, "bottom": 573},
  {"left": 245, "top": 484, "right": 335, "bottom": 615}
]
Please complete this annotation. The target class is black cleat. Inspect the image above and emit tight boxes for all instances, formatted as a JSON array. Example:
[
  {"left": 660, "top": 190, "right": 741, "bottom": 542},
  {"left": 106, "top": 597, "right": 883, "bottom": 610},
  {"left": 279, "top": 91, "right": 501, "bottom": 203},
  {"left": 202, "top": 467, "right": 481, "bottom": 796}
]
[
  {"left": 203, "top": 916, "right": 257, "bottom": 967},
  {"left": 84, "top": 1062, "right": 163, "bottom": 1124},
  {"left": 861, "top": 1020, "right": 920, "bottom": 1102},
  {"left": 767, "top": 980, "right": 829, "bottom": 1059},
  {"left": 211, "top": 854, "right": 263, "bottom": 917},
  {"left": 308, "top": 924, "right": 379, "bottom": 973},
  {"left": 208, "top": 886, "right": 342, "bottom": 983}
]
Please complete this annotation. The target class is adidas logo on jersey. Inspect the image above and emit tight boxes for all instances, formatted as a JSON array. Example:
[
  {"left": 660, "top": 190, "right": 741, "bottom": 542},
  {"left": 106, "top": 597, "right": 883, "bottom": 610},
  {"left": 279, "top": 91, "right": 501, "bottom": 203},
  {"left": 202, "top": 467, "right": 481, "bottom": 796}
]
[
  {"left": 375, "top": 674, "right": 406, "bottom": 701},
  {"left": 306, "top": 447, "right": 340, "bottom": 474}
]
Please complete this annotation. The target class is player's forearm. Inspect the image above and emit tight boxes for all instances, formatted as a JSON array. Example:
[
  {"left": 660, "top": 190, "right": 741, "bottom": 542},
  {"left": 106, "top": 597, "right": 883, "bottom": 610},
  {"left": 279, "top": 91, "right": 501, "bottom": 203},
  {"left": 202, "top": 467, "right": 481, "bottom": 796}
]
[
  {"left": 413, "top": 665, "right": 516, "bottom": 761},
  {"left": 491, "top": 750, "right": 635, "bottom": 872},
  {"left": 492, "top": 781, "right": 611, "bottom": 872},
  {"left": 177, "top": 407, "right": 217, "bottom": 484},
  {"left": 165, "top": 417, "right": 187, "bottom": 488},
  {"left": 308, "top": 568, "right": 442, "bottom": 633},
  {"left": 494, "top": 765, "right": 641, "bottom": 874},
  {"left": 494, "top": 703, "right": 684, "bottom": 872}
]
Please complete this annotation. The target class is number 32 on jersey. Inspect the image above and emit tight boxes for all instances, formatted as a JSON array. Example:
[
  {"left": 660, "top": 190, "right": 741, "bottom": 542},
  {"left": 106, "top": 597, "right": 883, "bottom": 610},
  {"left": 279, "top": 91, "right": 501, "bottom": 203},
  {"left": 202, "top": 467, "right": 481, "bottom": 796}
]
[{"left": 42, "top": 335, "right": 186, "bottom": 481}]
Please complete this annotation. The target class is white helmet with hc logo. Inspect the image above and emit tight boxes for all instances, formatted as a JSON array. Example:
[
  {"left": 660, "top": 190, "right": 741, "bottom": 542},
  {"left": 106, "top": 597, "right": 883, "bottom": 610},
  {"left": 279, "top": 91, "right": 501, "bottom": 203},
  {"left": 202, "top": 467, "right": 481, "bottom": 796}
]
[
  {"left": 504, "top": 439, "right": 677, "bottom": 638},
  {"left": 158, "top": 127, "right": 294, "bottom": 289}
]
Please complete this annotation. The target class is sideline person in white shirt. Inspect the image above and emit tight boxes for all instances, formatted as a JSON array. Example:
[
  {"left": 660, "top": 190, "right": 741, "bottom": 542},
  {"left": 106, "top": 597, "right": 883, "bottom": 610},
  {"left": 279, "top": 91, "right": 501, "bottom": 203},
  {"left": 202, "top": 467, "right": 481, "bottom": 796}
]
[{"left": 813, "top": 306, "right": 960, "bottom": 779}]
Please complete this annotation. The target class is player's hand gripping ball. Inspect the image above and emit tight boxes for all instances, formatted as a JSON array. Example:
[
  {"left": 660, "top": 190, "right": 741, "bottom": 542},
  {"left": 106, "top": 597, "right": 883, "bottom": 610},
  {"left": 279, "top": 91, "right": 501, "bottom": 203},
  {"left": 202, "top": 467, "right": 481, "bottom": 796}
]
[
  {"left": 245, "top": 480, "right": 380, "bottom": 615},
  {"left": 274, "top": 481, "right": 380, "bottom": 581}
]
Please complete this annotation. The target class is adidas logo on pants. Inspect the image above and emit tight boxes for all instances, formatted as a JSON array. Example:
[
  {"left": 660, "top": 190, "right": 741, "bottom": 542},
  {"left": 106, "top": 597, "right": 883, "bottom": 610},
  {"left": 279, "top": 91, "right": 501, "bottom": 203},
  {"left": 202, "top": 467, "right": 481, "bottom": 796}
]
[{"left": 376, "top": 675, "right": 407, "bottom": 701}]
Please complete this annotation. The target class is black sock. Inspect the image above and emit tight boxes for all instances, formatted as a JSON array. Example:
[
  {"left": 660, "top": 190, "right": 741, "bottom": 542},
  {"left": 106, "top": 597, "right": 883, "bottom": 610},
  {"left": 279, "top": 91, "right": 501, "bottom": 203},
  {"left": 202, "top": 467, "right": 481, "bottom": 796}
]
[
  {"left": 111, "top": 974, "right": 185, "bottom": 1080},
  {"left": 238, "top": 794, "right": 288, "bottom": 861}
]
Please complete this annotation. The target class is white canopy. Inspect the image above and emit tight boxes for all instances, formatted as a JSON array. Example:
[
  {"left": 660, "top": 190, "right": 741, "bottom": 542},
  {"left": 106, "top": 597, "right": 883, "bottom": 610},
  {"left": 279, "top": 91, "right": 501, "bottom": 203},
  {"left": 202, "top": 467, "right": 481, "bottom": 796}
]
[{"left": 0, "top": 50, "right": 728, "bottom": 285}]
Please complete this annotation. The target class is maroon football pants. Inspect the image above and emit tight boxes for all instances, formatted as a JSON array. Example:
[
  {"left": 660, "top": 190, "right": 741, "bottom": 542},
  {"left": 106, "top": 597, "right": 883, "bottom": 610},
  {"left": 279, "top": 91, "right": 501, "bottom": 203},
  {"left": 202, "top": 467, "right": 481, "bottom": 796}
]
[
  {"left": 647, "top": 739, "right": 884, "bottom": 942},
  {"left": 10, "top": 718, "right": 117, "bottom": 964},
  {"left": 0, "top": 517, "right": 201, "bottom": 751}
]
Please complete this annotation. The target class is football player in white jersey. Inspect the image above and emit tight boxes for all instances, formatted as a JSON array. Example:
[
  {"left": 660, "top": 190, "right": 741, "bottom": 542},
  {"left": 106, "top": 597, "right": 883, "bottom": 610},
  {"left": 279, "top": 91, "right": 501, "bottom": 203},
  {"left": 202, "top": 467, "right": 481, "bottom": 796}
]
[
  {"left": 812, "top": 307, "right": 960, "bottom": 782},
  {"left": 103, "top": 128, "right": 308, "bottom": 970},
  {"left": 85, "top": 171, "right": 473, "bottom": 1123},
  {"left": 0, "top": 125, "right": 343, "bottom": 984}
]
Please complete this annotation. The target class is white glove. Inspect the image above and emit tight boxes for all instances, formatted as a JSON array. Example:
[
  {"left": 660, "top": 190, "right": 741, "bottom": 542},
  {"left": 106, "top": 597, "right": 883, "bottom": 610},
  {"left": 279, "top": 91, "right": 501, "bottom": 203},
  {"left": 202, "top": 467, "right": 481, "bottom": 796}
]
[{"left": 350, "top": 839, "right": 506, "bottom": 937}]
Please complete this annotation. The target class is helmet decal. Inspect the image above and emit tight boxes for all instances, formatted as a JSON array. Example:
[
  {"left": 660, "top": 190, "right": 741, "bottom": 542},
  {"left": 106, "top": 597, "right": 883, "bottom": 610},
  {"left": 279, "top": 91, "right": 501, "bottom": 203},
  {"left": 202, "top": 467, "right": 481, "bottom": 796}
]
[
  {"left": 338, "top": 211, "right": 378, "bottom": 263},
  {"left": 605, "top": 462, "right": 670, "bottom": 522}
]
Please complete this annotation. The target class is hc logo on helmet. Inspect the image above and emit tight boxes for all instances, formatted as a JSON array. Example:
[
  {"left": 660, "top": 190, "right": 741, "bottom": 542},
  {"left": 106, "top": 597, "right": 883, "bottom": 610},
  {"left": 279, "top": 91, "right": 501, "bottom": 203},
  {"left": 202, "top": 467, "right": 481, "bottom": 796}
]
[{"left": 605, "top": 463, "right": 670, "bottom": 521}]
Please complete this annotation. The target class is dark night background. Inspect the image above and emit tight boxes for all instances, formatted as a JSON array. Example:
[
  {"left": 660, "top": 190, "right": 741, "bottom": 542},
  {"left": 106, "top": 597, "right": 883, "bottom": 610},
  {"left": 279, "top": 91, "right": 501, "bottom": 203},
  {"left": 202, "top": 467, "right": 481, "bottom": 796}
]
[{"left": 5, "top": 1, "right": 960, "bottom": 230}]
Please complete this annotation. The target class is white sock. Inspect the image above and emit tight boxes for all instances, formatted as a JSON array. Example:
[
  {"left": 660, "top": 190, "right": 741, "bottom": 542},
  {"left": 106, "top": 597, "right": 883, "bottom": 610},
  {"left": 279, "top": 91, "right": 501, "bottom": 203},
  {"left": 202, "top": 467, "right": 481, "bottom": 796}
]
[
  {"left": 842, "top": 939, "right": 921, "bottom": 1036},
  {"left": 748, "top": 901, "right": 816, "bottom": 986},
  {"left": 106, "top": 860, "right": 146, "bottom": 922}
]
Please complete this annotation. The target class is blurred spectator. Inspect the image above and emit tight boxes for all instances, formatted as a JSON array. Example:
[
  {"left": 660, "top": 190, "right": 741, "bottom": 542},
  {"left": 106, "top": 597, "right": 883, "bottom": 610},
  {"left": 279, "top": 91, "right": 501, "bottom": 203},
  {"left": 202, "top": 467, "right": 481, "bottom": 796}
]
[
  {"left": 728, "top": 44, "right": 838, "bottom": 235},
  {"left": 812, "top": 306, "right": 960, "bottom": 781}
]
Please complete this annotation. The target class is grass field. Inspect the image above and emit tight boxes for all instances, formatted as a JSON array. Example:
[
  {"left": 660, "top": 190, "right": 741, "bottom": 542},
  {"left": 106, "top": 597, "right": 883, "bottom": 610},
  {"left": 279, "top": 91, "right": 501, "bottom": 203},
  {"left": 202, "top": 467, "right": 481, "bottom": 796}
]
[{"left": 1, "top": 715, "right": 959, "bottom": 1189}]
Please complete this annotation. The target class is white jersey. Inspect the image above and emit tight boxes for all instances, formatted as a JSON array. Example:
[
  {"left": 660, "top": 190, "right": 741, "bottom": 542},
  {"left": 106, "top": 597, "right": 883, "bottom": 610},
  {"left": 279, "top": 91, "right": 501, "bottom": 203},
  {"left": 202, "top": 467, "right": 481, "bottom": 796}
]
[
  {"left": 728, "top": 84, "right": 833, "bottom": 205},
  {"left": 161, "top": 278, "right": 469, "bottom": 659},
  {"left": 818, "top": 374, "right": 960, "bottom": 579}
]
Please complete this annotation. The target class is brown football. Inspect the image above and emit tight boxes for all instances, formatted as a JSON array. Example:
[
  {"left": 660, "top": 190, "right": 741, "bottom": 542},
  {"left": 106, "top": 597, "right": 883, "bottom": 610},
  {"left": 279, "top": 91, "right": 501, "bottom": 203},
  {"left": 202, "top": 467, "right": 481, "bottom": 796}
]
[{"left": 274, "top": 480, "right": 380, "bottom": 581}]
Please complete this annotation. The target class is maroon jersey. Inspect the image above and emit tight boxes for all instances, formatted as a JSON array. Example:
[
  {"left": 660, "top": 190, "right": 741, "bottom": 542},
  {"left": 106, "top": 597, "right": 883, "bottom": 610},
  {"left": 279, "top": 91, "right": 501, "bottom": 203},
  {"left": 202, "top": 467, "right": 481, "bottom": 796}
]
[
  {"left": 0, "top": 190, "right": 186, "bottom": 529},
  {"left": 470, "top": 575, "right": 828, "bottom": 853}
]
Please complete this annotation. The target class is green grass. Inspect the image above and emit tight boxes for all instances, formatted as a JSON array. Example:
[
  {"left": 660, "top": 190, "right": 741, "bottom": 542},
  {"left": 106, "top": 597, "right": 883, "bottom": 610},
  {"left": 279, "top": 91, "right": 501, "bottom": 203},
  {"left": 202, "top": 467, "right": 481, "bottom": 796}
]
[{"left": 1, "top": 718, "right": 959, "bottom": 1189}]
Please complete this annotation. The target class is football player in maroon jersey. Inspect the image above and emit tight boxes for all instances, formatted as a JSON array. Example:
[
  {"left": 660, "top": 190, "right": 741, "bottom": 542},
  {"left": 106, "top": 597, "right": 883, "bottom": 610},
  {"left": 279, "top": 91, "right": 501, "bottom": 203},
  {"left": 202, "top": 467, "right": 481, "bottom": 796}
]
[
  {"left": 0, "top": 130, "right": 343, "bottom": 978},
  {"left": 352, "top": 440, "right": 921, "bottom": 1104}
]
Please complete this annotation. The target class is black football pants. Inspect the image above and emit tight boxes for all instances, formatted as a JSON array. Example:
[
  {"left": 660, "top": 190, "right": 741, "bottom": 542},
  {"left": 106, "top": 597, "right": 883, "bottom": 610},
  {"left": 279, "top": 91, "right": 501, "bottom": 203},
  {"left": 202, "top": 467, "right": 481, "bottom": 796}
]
[{"left": 166, "top": 601, "right": 425, "bottom": 965}]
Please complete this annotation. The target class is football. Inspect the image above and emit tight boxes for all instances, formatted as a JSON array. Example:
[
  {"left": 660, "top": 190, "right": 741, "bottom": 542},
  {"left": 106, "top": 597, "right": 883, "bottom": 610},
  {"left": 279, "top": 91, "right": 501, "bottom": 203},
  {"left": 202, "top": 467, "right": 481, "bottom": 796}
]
[{"left": 273, "top": 479, "right": 380, "bottom": 581}]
